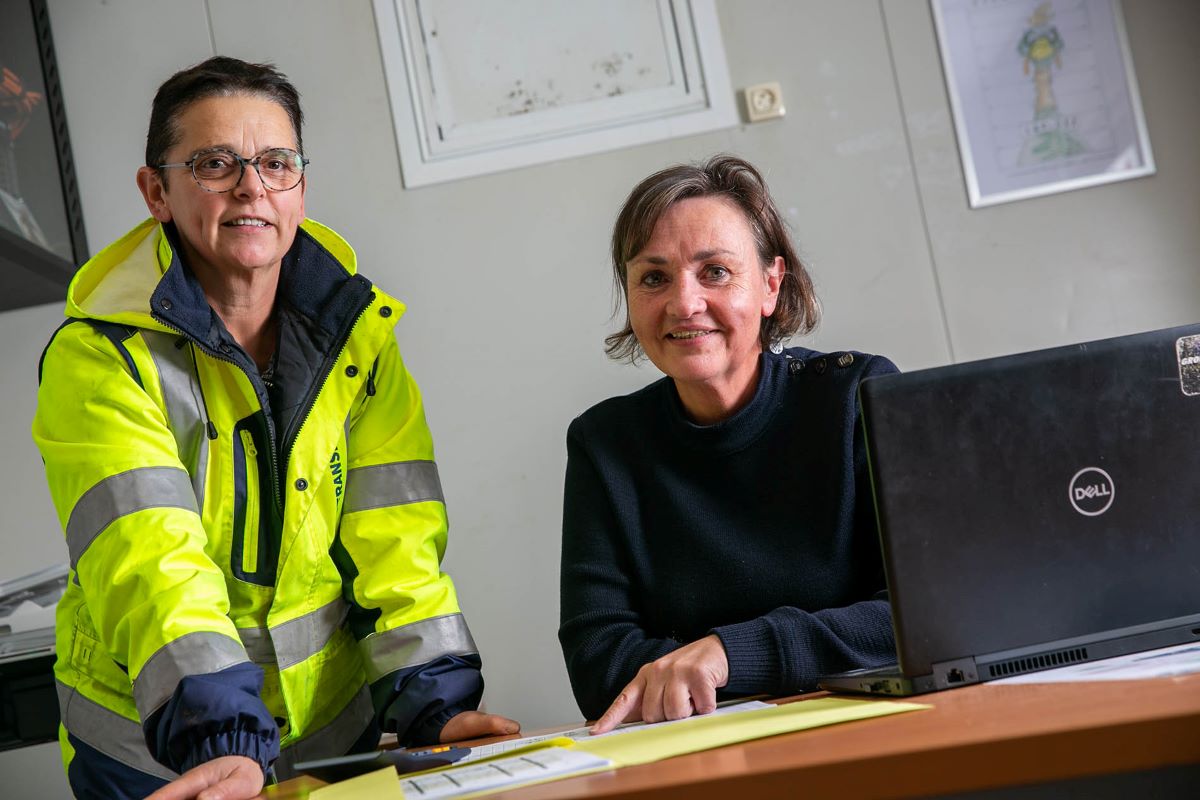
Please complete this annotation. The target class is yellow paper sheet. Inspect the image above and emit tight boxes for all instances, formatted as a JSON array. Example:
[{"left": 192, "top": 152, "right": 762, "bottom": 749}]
[
  {"left": 575, "top": 697, "right": 928, "bottom": 767},
  {"left": 309, "top": 765, "right": 405, "bottom": 800}
]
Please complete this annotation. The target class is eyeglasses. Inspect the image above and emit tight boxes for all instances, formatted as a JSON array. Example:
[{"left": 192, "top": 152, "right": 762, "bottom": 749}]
[{"left": 157, "top": 147, "right": 309, "bottom": 193}]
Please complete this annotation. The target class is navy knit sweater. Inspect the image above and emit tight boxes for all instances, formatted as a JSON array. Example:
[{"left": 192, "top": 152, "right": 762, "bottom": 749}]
[{"left": 559, "top": 347, "right": 898, "bottom": 719}]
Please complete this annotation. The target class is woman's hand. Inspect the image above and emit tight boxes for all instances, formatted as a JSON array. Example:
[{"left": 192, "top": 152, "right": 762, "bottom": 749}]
[
  {"left": 591, "top": 634, "right": 729, "bottom": 734},
  {"left": 144, "top": 755, "right": 263, "bottom": 800},
  {"left": 439, "top": 710, "right": 521, "bottom": 743}
]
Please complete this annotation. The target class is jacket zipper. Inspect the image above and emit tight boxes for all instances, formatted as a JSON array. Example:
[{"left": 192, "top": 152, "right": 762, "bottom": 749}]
[
  {"left": 154, "top": 282, "right": 375, "bottom": 514},
  {"left": 279, "top": 293, "right": 375, "bottom": 478},
  {"left": 153, "top": 315, "right": 286, "bottom": 514}
]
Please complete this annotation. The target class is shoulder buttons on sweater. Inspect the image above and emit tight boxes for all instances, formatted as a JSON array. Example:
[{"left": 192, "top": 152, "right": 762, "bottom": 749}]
[{"left": 789, "top": 353, "right": 852, "bottom": 376}]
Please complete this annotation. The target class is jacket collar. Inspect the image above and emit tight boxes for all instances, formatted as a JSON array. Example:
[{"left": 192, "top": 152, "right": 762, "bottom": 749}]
[{"left": 68, "top": 218, "right": 377, "bottom": 360}]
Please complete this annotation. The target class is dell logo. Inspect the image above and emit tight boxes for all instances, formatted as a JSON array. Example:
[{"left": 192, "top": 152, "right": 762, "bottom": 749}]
[{"left": 1068, "top": 467, "right": 1115, "bottom": 516}]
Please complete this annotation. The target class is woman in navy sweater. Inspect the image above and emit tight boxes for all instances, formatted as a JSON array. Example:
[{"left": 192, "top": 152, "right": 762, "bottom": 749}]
[{"left": 559, "top": 155, "right": 897, "bottom": 730}]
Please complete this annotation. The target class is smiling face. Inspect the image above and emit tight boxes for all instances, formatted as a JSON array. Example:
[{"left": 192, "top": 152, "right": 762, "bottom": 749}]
[
  {"left": 137, "top": 93, "right": 305, "bottom": 282},
  {"left": 626, "top": 195, "right": 783, "bottom": 423}
]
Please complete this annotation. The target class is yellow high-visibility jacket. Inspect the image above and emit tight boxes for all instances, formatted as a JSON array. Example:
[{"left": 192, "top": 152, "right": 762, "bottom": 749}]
[{"left": 33, "top": 218, "right": 481, "bottom": 784}]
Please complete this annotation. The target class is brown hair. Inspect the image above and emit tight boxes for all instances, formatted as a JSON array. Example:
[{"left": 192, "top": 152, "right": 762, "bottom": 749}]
[
  {"left": 146, "top": 57, "right": 303, "bottom": 180},
  {"left": 605, "top": 154, "right": 819, "bottom": 361}
]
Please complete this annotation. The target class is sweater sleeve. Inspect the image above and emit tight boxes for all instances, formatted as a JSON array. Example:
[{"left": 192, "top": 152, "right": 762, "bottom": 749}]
[
  {"left": 711, "top": 599, "right": 894, "bottom": 694},
  {"left": 712, "top": 354, "right": 898, "bottom": 693},
  {"left": 558, "top": 420, "right": 681, "bottom": 721}
]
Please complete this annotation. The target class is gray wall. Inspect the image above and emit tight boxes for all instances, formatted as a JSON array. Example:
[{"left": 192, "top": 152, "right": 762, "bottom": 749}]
[{"left": 2, "top": 1, "right": 1197, "bottom": 795}]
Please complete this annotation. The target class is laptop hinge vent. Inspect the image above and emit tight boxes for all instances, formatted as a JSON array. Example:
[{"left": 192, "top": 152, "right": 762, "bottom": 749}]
[{"left": 987, "top": 646, "right": 1089, "bottom": 678}]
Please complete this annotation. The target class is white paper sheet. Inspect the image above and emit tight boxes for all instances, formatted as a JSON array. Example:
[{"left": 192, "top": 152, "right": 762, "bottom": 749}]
[
  {"left": 992, "top": 642, "right": 1200, "bottom": 684},
  {"left": 399, "top": 746, "right": 611, "bottom": 799}
]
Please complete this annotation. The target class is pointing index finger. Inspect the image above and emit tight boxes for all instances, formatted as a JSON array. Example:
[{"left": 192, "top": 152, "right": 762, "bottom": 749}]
[{"left": 590, "top": 682, "right": 642, "bottom": 735}]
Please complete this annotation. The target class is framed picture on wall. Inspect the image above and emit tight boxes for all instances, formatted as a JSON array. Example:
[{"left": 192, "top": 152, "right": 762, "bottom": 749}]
[
  {"left": 0, "top": 0, "right": 88, "bottom": 310},
  {"left": 373, "top": 0, "right": 736, "bottom": 188},
  {"left": 931, "top": 0, "right": 1155, "bottom": 208}
]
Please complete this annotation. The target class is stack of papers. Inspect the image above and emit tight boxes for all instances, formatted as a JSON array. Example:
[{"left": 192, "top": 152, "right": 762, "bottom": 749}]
[
  {"left": 401, "top": 745, "right": 611, "bottom": 798},
  {"left": 0, "top": 563, "right": 68, "bottom": 664},
  {"left": 312, "top": 697, "right": 929, "bottom": 799}
]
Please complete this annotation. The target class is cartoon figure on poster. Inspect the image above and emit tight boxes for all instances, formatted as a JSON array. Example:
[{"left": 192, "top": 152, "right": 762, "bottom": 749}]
[
  {"left": 1016, "top": 2, "right": 1086, "bottom": 165},
  {"left": 0, "top": 64, "right": 52, "bottom": 249}
]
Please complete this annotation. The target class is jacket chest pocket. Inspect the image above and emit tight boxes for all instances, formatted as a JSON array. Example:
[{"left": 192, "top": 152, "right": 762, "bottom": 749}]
[
  {"left": 232, "top": 414, "right": 282, "bottom": 585},
  {"left": 239, "top": 429, "right": 261, "bottom": 574}
]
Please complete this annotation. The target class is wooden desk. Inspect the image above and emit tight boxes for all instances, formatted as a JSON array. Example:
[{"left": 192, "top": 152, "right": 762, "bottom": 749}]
[{"left": 262, "top": 673, "right": 1200, "bottom": 799}]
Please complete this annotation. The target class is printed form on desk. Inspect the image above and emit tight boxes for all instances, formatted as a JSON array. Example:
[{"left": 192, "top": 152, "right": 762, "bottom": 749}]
[{"left": 323, "top": 697, "right": 928, "bottom": 799}]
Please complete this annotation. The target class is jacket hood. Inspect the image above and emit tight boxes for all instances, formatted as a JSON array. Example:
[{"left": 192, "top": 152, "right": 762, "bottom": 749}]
[{"left": 65, "top": 217, "right": 380, "bottom": 328}]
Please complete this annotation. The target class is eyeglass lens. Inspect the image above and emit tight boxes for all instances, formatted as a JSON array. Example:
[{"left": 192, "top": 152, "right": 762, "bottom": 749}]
[{"left": 192, "top": 149, "right": 305, "bottom": 191}]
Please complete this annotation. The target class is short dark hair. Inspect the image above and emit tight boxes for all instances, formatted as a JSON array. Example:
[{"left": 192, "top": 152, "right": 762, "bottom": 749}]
[
  {"left": 605, "top": 154, "right": 820, "bottom": 362},
  {"left": 145, "top": 56, "right": 304, "bottom": 172}
]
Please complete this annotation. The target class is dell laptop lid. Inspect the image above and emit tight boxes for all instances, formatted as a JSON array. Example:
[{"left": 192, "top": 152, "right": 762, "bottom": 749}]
[{"left": 820, "top": 324, "right": 1200, "bottom": 696}]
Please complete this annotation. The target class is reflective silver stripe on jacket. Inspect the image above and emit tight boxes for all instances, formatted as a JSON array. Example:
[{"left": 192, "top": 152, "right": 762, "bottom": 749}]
[
  {"left": 343, "top": 461, "right": 443, "bottom": 514},
  {"left": 132, "top": 631, "right": 250, "bottom": 720},
  {"left": 57, "top": 680, "right": 178, "bottom": 781},
  {"left": 238, "top": 598, "right": 349, "bottom": 669},
  {"left": 65, "top": 466, "right": 198, "bottom": 569},
  {"left": 143, "top": 330, "right": 210, "bottom": 510},
  {"left": 360, "top": 613, "right": 478, "bottom": 684},
  {"left": 237, "top": 626, "right": 276, "bottom": 665},
  {"left": 273, "top": 684, "right": 374, "bottom": 780}
]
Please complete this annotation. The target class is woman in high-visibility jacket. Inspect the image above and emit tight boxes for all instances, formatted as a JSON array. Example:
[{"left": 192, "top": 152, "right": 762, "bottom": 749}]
[{"left": 33, "top": 57, "right": 517, "bottom": 800}]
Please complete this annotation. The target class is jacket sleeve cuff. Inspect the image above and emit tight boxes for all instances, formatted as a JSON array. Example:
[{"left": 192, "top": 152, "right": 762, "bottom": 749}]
[
  {"left": 179, "top": 728, "right": 278, "bottom": 776},
  {"left": 408, "top": 705, "right": 460, "bottom": 746},
  {"left": 144, "top": 662, "right": 280, "bottom": 775},
  {"left": 372, "top": 653, "right": 484, "bottom": 747},
  {"left": 711, "top": 618, "right": 784, "bottom": 694}
]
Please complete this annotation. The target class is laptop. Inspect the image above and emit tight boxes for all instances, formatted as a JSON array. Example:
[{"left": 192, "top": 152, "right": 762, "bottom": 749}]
[{"left": 818, "top": 324, "right": 1200, "bottom": 696}]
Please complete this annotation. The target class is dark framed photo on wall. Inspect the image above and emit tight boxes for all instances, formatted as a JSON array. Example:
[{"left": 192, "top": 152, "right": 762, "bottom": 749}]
[{"left": 0, "top": 0, "right": 88, "bottom": 310}]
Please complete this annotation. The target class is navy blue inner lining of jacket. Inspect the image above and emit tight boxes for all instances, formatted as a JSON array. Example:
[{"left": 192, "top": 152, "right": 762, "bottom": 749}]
[
  {"left": 150, "top": 223, "right": 374, "bottom": 497},
  {"left": 273, "top": 228, "right": 374, "bottom": 461}
]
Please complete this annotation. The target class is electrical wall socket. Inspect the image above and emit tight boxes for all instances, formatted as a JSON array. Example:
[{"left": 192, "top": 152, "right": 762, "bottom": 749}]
[{"left": 742, "top": 81, "right": 785, "bottom": 122}]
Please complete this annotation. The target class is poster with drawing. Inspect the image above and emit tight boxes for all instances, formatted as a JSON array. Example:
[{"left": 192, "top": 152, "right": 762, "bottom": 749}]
[{"left": 932, "top": 0, "right": 1154, "bottom": 208}]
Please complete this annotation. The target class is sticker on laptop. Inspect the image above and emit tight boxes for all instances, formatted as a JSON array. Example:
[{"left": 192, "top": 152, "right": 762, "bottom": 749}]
[{"left": 1177, "top": 334, "right": 1200, "bottom": 396}]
